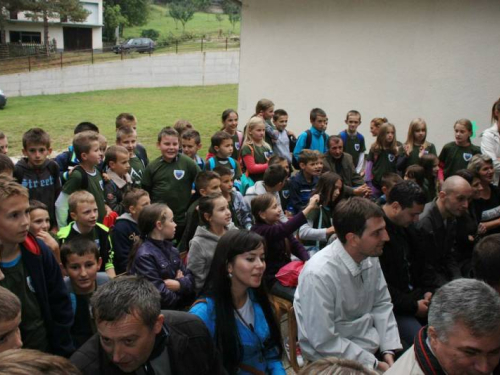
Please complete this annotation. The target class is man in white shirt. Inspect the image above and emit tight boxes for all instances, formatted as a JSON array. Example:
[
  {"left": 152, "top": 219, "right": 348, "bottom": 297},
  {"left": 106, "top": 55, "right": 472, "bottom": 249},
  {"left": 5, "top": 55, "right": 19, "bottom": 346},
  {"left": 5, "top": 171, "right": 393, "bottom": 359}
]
[{"left": 294, "top": 197, "right": 402, "bottom": 372}]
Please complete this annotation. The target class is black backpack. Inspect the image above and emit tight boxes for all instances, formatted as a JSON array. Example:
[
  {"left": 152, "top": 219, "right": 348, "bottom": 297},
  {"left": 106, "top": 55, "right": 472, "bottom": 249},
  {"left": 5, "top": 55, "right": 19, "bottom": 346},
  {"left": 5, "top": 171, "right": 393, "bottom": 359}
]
[{"left": 292, "top": 130, "right": 328, "bottom": 169}]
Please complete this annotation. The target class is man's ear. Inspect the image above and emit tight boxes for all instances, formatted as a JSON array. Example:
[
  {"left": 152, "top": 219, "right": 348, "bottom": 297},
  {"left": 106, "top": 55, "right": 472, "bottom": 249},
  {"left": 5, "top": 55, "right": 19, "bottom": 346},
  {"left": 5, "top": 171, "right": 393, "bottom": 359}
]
[
  {"left": 199, "top": 188, "right": 207, "bottom": 196},
  {"left": 153, "top": 314, "right": 165, "bottom": 334},
  {"left": 391, "top": 201, "right": 401, "bottom": 213},
  {"left": 345, "top": 232, "right": 356, "bottom": 244},
  {"left": 438, "top": 190, "right": 446, "bottom": 200},
  {"left": 381, "top": 186, "right": 388, "bottom": 196}
]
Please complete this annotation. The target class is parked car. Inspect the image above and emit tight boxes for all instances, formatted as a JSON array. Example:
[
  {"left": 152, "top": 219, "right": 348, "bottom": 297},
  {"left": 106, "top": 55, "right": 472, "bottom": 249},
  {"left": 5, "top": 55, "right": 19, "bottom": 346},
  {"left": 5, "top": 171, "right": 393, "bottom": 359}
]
[
  {"left": 0, "top": 89, "right": 6, "bottom": 109},
  {"left": 112, "top": 38, "right": 155, "bottom": 54}
]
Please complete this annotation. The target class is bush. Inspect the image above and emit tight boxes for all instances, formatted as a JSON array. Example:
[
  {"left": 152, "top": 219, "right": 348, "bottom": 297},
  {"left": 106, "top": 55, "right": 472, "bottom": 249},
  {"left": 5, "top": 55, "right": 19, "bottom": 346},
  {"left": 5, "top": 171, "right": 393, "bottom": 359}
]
[{"left": 141, "top": 29, "right": 160, "bottom": 41}]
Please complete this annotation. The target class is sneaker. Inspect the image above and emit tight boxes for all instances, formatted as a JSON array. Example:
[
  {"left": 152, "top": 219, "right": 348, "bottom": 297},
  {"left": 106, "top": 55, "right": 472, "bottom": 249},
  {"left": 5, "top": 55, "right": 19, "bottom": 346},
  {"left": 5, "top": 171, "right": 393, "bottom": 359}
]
[{"left": 284, "top": 338, "right": 304, "bottom": 367}]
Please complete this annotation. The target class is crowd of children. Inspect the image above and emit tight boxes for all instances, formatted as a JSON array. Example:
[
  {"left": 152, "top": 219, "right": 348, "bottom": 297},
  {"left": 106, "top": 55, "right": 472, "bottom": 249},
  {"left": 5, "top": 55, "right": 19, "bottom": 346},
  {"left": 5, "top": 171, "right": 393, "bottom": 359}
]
[{"left": 1, "top": 97, "right": 500, "bottom": 374}]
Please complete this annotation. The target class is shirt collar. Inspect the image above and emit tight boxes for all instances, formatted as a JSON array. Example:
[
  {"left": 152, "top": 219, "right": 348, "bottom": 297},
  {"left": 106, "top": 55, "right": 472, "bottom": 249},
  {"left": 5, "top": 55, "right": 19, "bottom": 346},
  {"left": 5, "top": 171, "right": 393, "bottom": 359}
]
[{"left": 337, "top": 241, "right": 373, "bottom": 277}]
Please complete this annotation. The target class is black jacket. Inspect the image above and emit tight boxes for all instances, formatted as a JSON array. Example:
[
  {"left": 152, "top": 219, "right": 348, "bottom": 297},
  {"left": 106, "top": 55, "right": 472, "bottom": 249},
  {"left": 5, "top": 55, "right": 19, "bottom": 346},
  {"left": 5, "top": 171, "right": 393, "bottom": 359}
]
[
  {"left": 411, "top": 200, "right": 461, "bottom": 290},
  {"left": 70, "top": 311, "right": 225, "bottom": 375},
  {"left": 379, "top": 215, "right": 428, "bottom": 315}
]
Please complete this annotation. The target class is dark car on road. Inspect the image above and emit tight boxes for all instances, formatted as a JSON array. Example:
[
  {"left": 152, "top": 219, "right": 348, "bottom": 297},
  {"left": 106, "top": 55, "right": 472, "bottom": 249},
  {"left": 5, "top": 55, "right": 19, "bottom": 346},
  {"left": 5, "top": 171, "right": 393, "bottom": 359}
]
[
  {"left": 112, "top": 38, "right": 155, "bottom": 54},
  {"left": 0, "top": 89, "right": 6, "bottom": 109}
]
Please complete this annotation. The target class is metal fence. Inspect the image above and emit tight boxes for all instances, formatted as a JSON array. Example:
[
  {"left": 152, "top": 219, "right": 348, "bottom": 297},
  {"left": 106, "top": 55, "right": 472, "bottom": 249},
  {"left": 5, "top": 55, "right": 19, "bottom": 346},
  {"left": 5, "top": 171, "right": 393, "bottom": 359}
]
[{"left": 0, "top": 37, "right": 240, "bottom": 75}]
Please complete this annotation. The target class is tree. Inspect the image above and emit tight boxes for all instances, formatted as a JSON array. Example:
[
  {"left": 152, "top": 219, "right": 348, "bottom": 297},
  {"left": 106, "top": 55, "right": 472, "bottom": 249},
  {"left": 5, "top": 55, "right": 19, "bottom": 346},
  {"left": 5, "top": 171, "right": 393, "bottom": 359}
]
[
  {"left": 0, "top": 0, "right": 25, "bottom": 44},
  {"left": 104, "top": 0, "right": 150, "bottom": 37},
  {"left": 221, "top": 0, "right": 240, "bottom": 31},
  {"left": 103, "top": 3, "right": 126, "bottom": 42},
  {"left": 193, "top": 0, "right": 210, "bottom": 12},
  {"left": 24, "top": 0, "right": 89, "bottom": 50},
  {"left": 168, "top": 0, "right": 195, "bottom": 32}
]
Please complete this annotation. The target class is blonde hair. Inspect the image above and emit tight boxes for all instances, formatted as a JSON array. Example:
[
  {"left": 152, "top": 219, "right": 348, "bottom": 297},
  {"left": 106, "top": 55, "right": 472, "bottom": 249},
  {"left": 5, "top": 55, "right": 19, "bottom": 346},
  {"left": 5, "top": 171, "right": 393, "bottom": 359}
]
[
  {"left": 0, "top": 175, "right": 28, "bottom": 202},
  {"left": 0, "top": 349, "right": 81, "bottom": 375},
  {"left": 405, "top": 118, "right": 429, "bottom": 153},
  {"left": 68, "top": 190, "right": 96, "bottom": 214},
  {"left": 298, "top": 357, "right": 378, "bottom": 375},
  {"left": 242, "top": 116, "right": 271, "bottom": 150},
  {"left": 371, "top": 123, "right": 398, "bottom": 155}
]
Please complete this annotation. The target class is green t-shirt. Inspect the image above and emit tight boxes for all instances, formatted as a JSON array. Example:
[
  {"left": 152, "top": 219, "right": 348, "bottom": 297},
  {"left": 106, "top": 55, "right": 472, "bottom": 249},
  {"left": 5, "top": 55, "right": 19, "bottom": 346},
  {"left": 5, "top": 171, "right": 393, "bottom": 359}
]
[
  {"left": 129, "top": 155, "right": 145, "bottom": 188},
  {"left": 240, "top": 144, "right": 272, "bottom": 182},
  {"left": 368, "top": 148, "right": 398, "bottom": 187},
  {"left": 438, "top": 142, "right": 482, "bottom": 179},
  {"left": 0, "top": 255, "right": 49, "bottom": 352},
  {"left": 342, "top": 132, "right": 366, "bottom": 167},
  {"left": 401, "top": 143, "right": 437, "bottom": 167},
  {"left": 142, "top": 154, "right": 200, "bottom": 226},
  {"left": 62, "top": 168, "right": 105, "bottom": 223}
]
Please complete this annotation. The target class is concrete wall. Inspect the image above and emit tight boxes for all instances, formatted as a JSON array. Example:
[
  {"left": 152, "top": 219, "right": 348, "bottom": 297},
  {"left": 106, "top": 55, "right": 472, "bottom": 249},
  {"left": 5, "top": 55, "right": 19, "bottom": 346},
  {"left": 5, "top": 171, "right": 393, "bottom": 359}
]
[
  {"left": 0, "top": 50, "right": 240, "bottom": 97},
  {"left": 238, "top": 0, "right": 500, "bottom": 151}
]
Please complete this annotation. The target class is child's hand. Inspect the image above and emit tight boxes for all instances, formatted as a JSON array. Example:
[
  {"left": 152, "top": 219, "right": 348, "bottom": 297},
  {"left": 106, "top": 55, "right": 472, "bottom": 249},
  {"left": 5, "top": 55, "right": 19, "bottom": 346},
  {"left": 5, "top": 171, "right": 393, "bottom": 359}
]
[
  {"left": 326, "top": 226, "right": 335, "bottom": 237},
  {"left": 102, "top": 172, "right": 111, "bottom": 182},
  {"left": 308, "top": 194, "right": 320, "bottom": 208},
  {"left": 105, "top": 268, "right": 116, "bottom": 279},
  {"left": 175, "top": 269, "right": 184, "bottom": 279},
  {"left": 37, "top": 231, "right": 59, "bottom": 252},
  {"left": 104, "top": 204, "right": 113, "bottom": 216},
  {"left": 403, "top": 144, "right": 411, "bottom": 156},
  {"left": 164, "top": 279, "right": 181, "bottom": 291},
  {"left": 418, "top": 145, "right": 425, "bottom": 158},
  {"left": 287, "top": 130, "right": 296, "bottom": 138}
]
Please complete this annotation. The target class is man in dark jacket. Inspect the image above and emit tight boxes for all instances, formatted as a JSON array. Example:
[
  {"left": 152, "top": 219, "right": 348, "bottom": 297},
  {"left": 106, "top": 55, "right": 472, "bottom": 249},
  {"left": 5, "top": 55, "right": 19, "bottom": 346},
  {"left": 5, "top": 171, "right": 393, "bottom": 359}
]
[
  {"left": 322, "top": 136, "right": 371, "bottom": 197},
  {"left": 412, "top": 176, "right": 471, "bottom": 291},
  {"left": 380, "top": 181, "right": 432, "bottom": 347},
  {"left": 71, "top": 276, "right": 224, "bottom": 375}
]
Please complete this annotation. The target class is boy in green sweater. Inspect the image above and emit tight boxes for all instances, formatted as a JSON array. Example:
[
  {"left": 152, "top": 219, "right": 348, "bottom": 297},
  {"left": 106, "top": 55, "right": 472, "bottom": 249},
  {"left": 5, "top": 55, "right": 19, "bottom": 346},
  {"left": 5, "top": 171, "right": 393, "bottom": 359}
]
[{"left": 142, "top": 127, "right": 200, "bottom": 243}]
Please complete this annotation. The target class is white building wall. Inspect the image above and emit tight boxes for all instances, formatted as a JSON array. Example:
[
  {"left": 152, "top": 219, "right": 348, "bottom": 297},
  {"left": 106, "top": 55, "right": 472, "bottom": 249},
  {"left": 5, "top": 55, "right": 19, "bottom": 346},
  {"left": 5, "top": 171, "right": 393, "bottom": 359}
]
[
  {"left": 238, "top": 0, "right": 500, "bottom": 151},
  {"left": 0, "top": 51, "right": 239, "bottom": 97}
]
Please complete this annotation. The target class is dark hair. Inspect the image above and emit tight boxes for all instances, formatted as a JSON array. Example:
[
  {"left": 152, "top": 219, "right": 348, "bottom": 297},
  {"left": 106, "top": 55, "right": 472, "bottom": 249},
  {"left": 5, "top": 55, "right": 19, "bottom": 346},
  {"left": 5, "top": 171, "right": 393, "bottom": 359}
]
[
  {"left": 454, "top": 118, "right": 473, "bottom": 142},
  {"left": 157, "top": 127, "right": 179, "bottom": 142},
  {"left": 273, "top": 109, "right": 288, "bottom": 121},
  {"left": 22, "top": 128, "right": 50, "bottom": 149},
  {"left": 0, "top": 131, "right": 5, "bottom": 140},
  {"left": 198, "top": 193, "right": 225, "bottom": 227},
  {"left": 298, "top": 149, "right": 320, "bottom": 165},
  {"left": 454, "top": 169, "right": 475, "bottom": 184},
  {"left": 122, "top": 189, "right": 149, "bottom": 211},
  {"left": 60, "top": 237, "right": 100, "bottom": 266},
  {"left": 255, "top": 99, "right": 274, "bottom": 114},
  {"left": 211, "top": 131, "right": 232, "bottom": 148},
  {"left": 312, "top": 172, "right": 344, "bottom": 209},
  {"left": 91, "top": 275, "right": 160, "bottom": 330},
  {"left": 213, "top": 166, "right": 232, "bottom": 178},
  {"left": 221, "top": 109, "right": 238, "bottom": 123},
  {"left": 74, "top": 121, "right": 99, "bottom": 134},
  {"left": 0, "top": 154, "right": 14, "bottom": 175},
  {"left": 310, "top": 108, "right": 327, "bottom": 121},
  {"left": 195, "top": 171, "right": 220, "bottom": 192},
  {"left": 173, "top": 119, "right": 193, "bottom": 136},
  {"left": 380, "top": 172, "right": 402, "bottom": 189},
  {"left": 419, "top": 154, "right": 439, "bottom": 181},
  {"left": 128, "top": 203, "right": 169, "bottom": 271},
  {"left": 472, "top": 234, "right": 500, "bottom": 287},
  {"left": 327, "top": 135, "right": 343, "bottom": 148},
  {"left": 28, "top": 199, "right": 48, "bottom": 213},
  {"left": 346, "top": 110, "right": 361, "bottom": 121},
  {"left": 251, "top": 193, "right": 277, "bottom": 224},
  {"left": 73, "top": 131, "right": 99, "bottom": 161},
  {"left": 333, "top": 197, "right": 384, "bottom": 243},
  {"left": 492, "top": 98, "right": 500, "bottom": 124},
  {"left": 263, "top": 165, "right": 287, "bottom": 188},
  {"left": 115, "top": 113, "right": 136, "bottom": 129},
  {"left": 405, "top": 165, "right": 425, "bottom": 187},
  {"left": 181, "top": 129, "right": 201, "bottom": 144},
  {"left": 268, "top": 155, "right": 287, "bottom": 165},
  {"left": 387, "top": 181, "right": 426, "bottom": 209},
  {"left": 0, "top": 349, "right": 81, "bottom": 375},
  {"left": 104, "top": 145, "right": 129, "bottom": 166},
  {"left": 116, "top": 125, "right": 135, "bottom": 142},
  {"left": 202, "top": 230, "right": 282, "bottom": 374}
]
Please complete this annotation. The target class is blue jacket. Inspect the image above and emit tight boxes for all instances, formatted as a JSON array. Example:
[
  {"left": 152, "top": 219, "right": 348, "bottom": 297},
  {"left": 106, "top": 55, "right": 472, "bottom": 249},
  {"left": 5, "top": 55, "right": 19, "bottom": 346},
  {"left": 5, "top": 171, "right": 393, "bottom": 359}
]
[
  {"left": 129, "top": 238, "right": 195, "bottom": 309},
  {"left": 288, "top": 171, "right": 318, "bottom": 214},
  {"left": 293, "top": 126, "right": 328, "bottom": 160},
  {"left": 110, "top": 213, "right": 138, "bottom": 275},
  {"left": 20, "top": 234, "right": 75, "bottom": 357},
  {"left": 189, "top": 292, "right": 286, "bottom": 375}
]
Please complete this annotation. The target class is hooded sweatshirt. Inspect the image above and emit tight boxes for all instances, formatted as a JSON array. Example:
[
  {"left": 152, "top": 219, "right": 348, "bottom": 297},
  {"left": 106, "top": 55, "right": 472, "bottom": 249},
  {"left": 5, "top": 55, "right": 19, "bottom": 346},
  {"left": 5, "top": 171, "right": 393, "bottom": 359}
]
[
  {"left": 14, "top": 158, "right": 61, "bottom": 227},
  {"left": 110, "top": 213, "right": 139, "bottom": 275},
  {"left": 187, "top": 225, "right": 222, "bottom": 294}
]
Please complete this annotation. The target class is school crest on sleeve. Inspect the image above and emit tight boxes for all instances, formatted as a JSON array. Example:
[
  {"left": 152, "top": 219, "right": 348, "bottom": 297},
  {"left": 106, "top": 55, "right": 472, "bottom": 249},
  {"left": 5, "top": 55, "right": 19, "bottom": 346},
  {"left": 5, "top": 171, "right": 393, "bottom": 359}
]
[
  {"left": 463, "top": 153, "right": 473, "bottom": 162},
  {"left": 388, "top": 154, "right": 395, "bottom": 163},
  {"left": 264, "top": 151, "right": 274, "bottom": 159},
  {"left": 235, "top": 142, "right": 240, "bottom": 150},
  {"left": 355, "top": 144, "right": 360, "bottom": 151},
  {"left": 174, "top": 170, "right": 185, "bottom": 180},
  {"left": 282, "top": 190, "right": 290, "bottom": 199}
]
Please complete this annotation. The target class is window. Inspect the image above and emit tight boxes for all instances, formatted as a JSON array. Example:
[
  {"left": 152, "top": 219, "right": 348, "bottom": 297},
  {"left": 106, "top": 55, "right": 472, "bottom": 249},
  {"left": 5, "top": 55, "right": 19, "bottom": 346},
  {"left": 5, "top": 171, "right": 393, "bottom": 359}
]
[{"left": 10, "top": 31, "right": 42, "bottom": 43}]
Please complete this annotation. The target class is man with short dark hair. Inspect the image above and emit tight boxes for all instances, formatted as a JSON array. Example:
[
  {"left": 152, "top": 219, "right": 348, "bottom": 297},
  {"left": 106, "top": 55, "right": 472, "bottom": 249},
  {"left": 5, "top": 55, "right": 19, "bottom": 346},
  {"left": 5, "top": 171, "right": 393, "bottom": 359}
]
[
  {"left": 387, "top": 278, "right": 500, "bottom": 374},
  {"left": 294, "top": 197, "right": 401, "bottom": 372},
  {"left": 472, "top": 234, "right": 500, "bottom": 293},
  {"left": 413, "top": 175, "right": 472, "bottom": 290},
  {"left": 322, "top": 136, "right": 371, "bottom": 197},
  {"left": 380, "top": 181, "right": 432, "bottom": 346},
  {"left": 70, "top": 276, "right": 223, "bottom": 375}
]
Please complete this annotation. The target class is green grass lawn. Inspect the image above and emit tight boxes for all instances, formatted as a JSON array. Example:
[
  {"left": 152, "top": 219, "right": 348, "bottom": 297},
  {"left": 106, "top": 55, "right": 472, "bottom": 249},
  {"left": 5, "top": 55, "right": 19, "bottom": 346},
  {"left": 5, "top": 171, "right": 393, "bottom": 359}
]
[
  {"left": 123, "top": 4, "right": 240, "bottom": 41},
  {"left": 0, "top": 84, "right": 238, "bottom": 159}
]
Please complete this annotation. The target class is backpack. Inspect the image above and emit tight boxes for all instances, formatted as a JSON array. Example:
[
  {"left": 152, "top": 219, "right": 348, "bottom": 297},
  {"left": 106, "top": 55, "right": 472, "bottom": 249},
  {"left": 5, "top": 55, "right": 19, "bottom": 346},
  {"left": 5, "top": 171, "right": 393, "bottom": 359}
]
[
  {"left": 207, "top": 156, "right": 237, "bottom": 172},
  {"left": 292, "top": 130, "right": 328, "bottom": 169}
]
